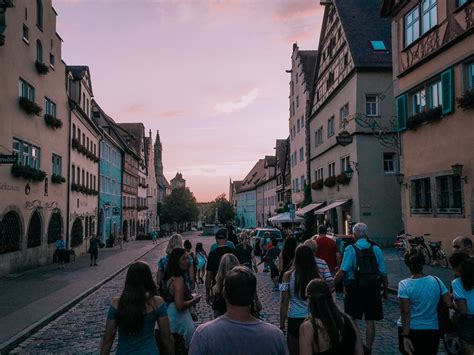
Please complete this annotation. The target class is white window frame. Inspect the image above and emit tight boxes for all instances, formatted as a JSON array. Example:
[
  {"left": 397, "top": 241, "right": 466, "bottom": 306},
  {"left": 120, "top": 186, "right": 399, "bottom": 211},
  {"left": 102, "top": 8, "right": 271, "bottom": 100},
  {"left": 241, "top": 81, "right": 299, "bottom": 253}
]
[
  {"left": 404, "top": 6, "right": 420, "bottom": 46},
  {"left": 339, "top": 104, "right": 349, "bottom": 128},
  {"left": 45, "top": 97, "right": 57, "bottom": 117},
  {"left": 328, "top": 162, "right": 336, "bottom": 177},
  {"left": 383, "top": 153, "right": 396, "bottom": 174},
  {"left": 436, "top": 175, "right": 463, "bottom": 214},
  {"left": 52, "top": 154, "right": 62, "bottom": 176},
  {"left": 421, "top": 0, "right": 437, "bottom": 35},
  {"left": 429, "top": 81, "right": 442, "bottom": 108},
  {"left": 19, "top": 78, "right": 35, "bottom": 101},
  {"left": 327, "top": 116, "right": 335, "bottom": 138},
  {"left": 365, "top": 95, "right": 379, "bottom": 116}
]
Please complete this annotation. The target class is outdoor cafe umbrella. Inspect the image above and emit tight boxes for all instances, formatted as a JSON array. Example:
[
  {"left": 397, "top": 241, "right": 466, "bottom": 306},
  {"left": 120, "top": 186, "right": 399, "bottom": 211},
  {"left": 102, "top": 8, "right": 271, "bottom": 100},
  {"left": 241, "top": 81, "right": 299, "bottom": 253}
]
[{"left": 268, "top": 212, "right": 303, "bottom": 223}]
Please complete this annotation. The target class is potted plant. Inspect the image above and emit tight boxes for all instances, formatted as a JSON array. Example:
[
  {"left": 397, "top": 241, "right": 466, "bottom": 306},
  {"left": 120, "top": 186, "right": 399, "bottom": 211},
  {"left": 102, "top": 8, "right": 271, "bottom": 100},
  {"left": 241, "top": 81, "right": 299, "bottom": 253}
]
[
  {"left": 407, "top": 106, "right": 442, "bottom": 129},
  {"left": 44, "top": 114, "right": 63, "bottom": 129},
  {"left": 324, "top": 176, "right": 336, "bottom": 188},
  {"left": 336, "top": 172, "right": 350, "bottom": 185},
  {"left": 311, "top": 179, "right": 324, "bottom": 190},
  {"left": 11, "top": 164, "right": 46, "bottom": 181},
  {"left": 51, "top": 174, "right": 66, "bottom": 184},
  {"left": 35, "top": 61, "right": 49, "bottom": 75},
  {"left": 457, "top": 89, "right": 474, "bottom": 110},
  {"left": 71, "top": 183, "right": 79, "bottom": 191},
  {"left": 18, "top": 97, "right": 42, "bottom": 116},
  {"left": 72, "top": 138, "right": 80, "bottom": 150}
]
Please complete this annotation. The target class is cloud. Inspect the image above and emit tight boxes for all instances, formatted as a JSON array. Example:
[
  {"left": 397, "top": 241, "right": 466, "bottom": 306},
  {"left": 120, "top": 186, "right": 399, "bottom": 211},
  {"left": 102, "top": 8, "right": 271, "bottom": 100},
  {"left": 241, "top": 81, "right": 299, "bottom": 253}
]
[
  {"left": 123, "top": 104, "right": 148, "bottom": 114},
  {"left": 272, "top": 2, "right": 323, "bottom": 21},
  {"left": 159, "top": 110, "right": 188, "bottom": 118},
  {"left": 214, "top": 88, "right": 260, "bottom": 114}
]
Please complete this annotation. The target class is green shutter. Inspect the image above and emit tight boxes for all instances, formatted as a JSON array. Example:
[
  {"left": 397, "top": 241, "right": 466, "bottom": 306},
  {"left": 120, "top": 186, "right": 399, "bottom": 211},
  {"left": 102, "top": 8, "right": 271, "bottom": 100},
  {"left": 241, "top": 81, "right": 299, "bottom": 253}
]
[
  {"left": 441, "top": 67, "right": 454, "bottom": 115},
  {"left": 396, "top": 94, "right": 408, "bottom": 131}
]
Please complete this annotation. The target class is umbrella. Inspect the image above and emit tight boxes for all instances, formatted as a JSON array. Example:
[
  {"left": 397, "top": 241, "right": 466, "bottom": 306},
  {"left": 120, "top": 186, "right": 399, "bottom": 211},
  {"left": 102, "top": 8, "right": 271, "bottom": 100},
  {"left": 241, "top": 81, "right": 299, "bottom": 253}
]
[{"left": 268, "top": 212, "right": 303, "bottom": 223}]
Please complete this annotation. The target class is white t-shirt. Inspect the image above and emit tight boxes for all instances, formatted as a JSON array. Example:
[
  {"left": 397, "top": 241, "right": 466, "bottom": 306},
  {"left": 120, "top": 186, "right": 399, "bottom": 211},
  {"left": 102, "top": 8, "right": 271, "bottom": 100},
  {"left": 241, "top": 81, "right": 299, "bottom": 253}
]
[
  {"left": 397, "top": 276, "right": 448, "bottom": 330},
  {"left": 452, "top": 278, "right": 474, "bottom": 315}
]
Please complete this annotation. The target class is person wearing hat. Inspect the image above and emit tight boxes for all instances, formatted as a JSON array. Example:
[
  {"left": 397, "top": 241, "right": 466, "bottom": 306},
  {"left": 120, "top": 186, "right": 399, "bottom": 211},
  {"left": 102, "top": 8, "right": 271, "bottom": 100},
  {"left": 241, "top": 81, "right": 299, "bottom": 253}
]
[{"left": 205, "top": 228, "right": 239, "bottom": 306}]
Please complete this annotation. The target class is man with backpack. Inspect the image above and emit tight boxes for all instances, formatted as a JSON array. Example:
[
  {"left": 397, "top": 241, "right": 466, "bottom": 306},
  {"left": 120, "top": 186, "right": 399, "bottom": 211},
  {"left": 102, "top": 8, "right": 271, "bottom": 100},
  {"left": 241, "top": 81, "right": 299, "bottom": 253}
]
[{"left": 334, "top": 223, "right": 388, "bottom": 355}]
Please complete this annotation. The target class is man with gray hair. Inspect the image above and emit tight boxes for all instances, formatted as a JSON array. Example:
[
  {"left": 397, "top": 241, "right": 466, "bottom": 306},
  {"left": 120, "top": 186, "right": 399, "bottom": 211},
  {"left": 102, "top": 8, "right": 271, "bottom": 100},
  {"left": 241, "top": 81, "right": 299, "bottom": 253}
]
[{"left": 334, "top": 223, "right": 388, "bottom": 355}]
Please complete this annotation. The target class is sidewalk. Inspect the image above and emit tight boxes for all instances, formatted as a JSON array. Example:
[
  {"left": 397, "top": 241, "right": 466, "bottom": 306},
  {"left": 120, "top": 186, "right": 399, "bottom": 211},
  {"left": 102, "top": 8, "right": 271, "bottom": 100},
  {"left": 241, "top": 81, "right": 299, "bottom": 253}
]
[
  {"left": 384, "top": 248, "right": 453, "bottom": 291},
  {"left": 0, "top": 239, "right": 166, "bottom": 348}
]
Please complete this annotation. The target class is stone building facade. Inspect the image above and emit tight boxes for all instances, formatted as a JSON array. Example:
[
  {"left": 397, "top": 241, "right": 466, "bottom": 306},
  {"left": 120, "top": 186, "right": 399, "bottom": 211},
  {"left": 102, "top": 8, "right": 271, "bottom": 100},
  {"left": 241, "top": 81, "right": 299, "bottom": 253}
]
[{"left": 0, "top": 0, "right": 69, "bottom": 276}]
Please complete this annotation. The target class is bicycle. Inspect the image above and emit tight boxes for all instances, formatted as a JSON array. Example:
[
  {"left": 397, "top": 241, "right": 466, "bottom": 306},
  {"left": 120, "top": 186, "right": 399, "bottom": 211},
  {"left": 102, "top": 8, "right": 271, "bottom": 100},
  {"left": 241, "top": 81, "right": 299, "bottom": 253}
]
[
  {"left": 394, "top": 233, "right": 411, "bottom": 259},
  {"left": 408, "top": 235, "right": 449, "bottom": 268}
]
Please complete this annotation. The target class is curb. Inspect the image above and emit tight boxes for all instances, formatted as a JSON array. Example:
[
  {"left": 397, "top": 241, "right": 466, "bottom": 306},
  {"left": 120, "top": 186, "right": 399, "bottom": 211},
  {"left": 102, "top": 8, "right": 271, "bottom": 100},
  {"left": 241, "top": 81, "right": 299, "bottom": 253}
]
[{"left": 0, "top": 238, "right": 168, "bottom": 355}]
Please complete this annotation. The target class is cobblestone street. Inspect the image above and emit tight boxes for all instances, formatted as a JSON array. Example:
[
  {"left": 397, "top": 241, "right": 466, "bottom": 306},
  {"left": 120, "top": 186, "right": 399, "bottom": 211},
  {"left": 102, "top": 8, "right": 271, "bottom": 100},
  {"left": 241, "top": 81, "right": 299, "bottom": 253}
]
[{"left": 12, "top": 234, "right": 447, "bottom": 354}]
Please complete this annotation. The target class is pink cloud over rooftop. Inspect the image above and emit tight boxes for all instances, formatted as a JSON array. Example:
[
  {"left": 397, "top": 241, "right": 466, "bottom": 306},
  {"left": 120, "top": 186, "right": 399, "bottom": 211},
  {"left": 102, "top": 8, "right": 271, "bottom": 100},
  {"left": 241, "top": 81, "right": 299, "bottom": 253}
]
[{"left": 53, "top": 0, "right": 324, "bottom": 201}]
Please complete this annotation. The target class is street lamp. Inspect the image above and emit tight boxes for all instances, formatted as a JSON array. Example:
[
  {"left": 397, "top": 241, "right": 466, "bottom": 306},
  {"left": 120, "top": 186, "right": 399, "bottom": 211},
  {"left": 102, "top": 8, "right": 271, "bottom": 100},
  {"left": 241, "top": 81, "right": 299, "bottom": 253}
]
[
  {"left": 452, "top": 164, "right": 467, "bottom": 183},
  {"left": 344, "top": 165, "right": 355, "bottom": 179}
]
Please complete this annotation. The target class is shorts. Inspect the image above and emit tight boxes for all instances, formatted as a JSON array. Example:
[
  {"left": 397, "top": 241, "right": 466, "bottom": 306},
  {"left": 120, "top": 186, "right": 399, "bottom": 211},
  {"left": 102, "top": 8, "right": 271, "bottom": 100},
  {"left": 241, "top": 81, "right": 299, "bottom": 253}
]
[
  {"left": 344, "top": 284, "right": 383, "bottom": 321},
  {"left": 397, "top": 327, "right": 440, "bottom": 355},
  {"left": 287, "top": 317, "right": 305, "bottom": 338}
]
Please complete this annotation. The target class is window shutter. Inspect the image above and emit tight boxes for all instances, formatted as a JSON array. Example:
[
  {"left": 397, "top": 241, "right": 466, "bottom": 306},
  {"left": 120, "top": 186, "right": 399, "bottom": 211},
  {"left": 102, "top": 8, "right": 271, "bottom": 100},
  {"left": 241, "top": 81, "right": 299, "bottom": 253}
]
[
  {"left": 396, "top": 94, "right": 408, "bottom": 131},
  {"left": 441, "top": 67, "right": 454, "bottom": 115}
]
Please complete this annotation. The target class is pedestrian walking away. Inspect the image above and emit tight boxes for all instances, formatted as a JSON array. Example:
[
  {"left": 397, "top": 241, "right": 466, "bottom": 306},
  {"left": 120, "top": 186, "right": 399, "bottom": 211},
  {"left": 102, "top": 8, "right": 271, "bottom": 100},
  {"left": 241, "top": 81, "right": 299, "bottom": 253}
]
[
  {"left": 162, "top": 248, "right": 201, "bottom": 354},
  {"left": 266, "top": 238, "right": 281, "bottom": 290},
  {"left": 278, "top": 237, "right": 297, "bottom": 284},
  {"left": 299, "top": 279, "right": 363, "bottom": 355},
  {"left": 304, "top": 239, "right": 335, "bottom": 293},
  {"left": 334, "top": 223, "right": 389, "bottom": 355},
  {"left": 89, "top": 234, "right": 100, "bottom": 266},
  {"left": 195, "top": 242, "right": 207, "bottom": 284},
  {"left": 189, "top": 266, "right": 289, "bottom": 355},
  {"left": 205, "top": 228, "right": 239, "bottom": 306},
  {"left": 280, "top": 244, "right": 322, "bottom": 355},
  {"left": 313, "top": 225, "right": 341, "bottom": 273},
  {"left": 397, "top": 248, "right": 452, "bottom": 355},
  {"left": 100, "top": 261, "right": 174, "bottom": 355},
  {"left": 152, "top": 230, "right": 158, "bottom": 244},
  {"left": 211, "top": 253, "right": 240, "bottom": 318},
  {"left": 55, "top": 236, "right": 66, "bottom": 269}
]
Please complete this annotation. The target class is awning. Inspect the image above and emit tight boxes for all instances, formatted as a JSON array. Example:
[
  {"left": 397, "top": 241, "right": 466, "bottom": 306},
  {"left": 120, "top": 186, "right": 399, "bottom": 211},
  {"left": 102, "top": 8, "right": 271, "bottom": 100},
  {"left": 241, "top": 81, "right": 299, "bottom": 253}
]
[
  {"left": 315, "top": 199, "right": 351, "bottom": 214},
  {"left": 268, "top": 212, "right": 304, "bottom": 223},
  {"left": 296, "top": 202, "right": 324, "bottom": 216}
]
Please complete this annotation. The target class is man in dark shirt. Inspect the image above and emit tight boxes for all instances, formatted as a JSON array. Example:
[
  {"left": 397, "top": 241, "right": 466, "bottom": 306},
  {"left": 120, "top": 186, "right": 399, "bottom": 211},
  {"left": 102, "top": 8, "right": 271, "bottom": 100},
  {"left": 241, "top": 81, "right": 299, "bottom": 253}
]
[
  {"left": 205, "top": 228, "right": 239, "bottom": 305},
  {"left": 265, "top": 238, "right": 281, "bottom": 290}
]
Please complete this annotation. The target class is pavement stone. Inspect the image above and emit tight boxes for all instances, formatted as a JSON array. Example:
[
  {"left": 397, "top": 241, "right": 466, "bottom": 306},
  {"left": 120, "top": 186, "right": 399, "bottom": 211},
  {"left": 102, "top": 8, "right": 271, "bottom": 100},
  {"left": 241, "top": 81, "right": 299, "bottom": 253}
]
[{"left": 10, "top": 235, "right": 449, "bottom": 354}]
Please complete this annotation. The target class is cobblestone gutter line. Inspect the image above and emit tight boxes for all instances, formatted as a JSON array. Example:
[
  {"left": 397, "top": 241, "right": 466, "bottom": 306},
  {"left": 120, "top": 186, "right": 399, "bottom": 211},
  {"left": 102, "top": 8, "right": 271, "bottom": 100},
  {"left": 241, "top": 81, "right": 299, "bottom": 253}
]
[{"left": 0, "top": 239, "right": 168, "bottom": 355}]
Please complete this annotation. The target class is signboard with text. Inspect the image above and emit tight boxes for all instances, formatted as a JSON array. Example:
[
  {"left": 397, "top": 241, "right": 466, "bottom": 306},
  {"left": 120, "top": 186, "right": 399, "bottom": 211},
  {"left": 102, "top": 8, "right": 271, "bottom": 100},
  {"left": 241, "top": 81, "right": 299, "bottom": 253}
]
[{"left": 0, "top": 155, "right": 17, "bottom": 164}]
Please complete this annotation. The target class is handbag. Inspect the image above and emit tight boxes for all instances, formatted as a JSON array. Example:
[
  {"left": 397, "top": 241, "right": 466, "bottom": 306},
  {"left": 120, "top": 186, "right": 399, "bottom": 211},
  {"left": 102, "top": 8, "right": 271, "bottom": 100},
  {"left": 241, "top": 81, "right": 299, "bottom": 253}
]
[{"left": 433, "top": 276, "right": 452, "bottom": 334}]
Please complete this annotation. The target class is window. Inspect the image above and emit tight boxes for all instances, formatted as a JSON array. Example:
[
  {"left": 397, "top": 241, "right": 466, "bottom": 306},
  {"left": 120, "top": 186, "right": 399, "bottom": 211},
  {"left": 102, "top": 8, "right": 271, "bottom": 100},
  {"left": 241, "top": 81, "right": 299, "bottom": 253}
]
[
  {"left": 36, "top": 40, "right": 43, "bottom": 63},
  {"left": 370, "top": 41, "right": 387, "bottom": 51},
  {"left": 366, "top": 95, "right": 379, "bottom": 116},
  {"left": 412, "top": 88, "right": 426, "bottom": 114},
  {"left": 327, "top": 116, "right": 335, "bottom": 138},
  {"left": 50, "top": 53, "right": 55, "bottom": 68},
  {"left": 315, "top": 127, "right": 324, "bottom": 146},
  {"left": 45, "top": 98, "right": 56, "bottom": 117},
  {"left": 77, "top": 166, "right": 80, "bottom": 184},
  {"left": 436, "top": 176, "right": 462, "bottom": 212},
  {"left": 296, "top": 96, "right": 299, "bottom": 108},
  {"left": 295, "top": 178, "right": 299, "bottom": 192},
  {"left": 72, "top": 164, "right": 75, "bottom": 183},
  {"left": 315, "top": 168, "right": 323, "bottom": 181},
  {"left": 297, "top": 118, "right": 300, "bottom": 133},
  {"left": 328, "top": 162, "right": 336, "bottom": 177},
  {"left": 458, "top": 0, "right": 468, "bottom": 5},
  {"left": 327, "top": 71, "right": 335, "bottom": 87},
  {"left": 467, "top": 62, "right": 474, "bottom": 90},
  {"left": 86, "top": 99, "right": 89, "bottom": 117},
  {"left": 12, "top": 138, "right": 40, "bottom": 169},
  {"left": 299, "top": 147, "right": 304, "bottom": 162},
  {"left": 339, "top": 104, "right": 349, "bottom": 128},
  {"left": 421, "top": 0, "right": 437, "bottom": 35},
  {"left": 22, "top": 24, "right": 29, "bottom": 43},
  {"left": 82, "top": 169, "right": 85, "bottom": 186},
  {"left": 301, "top": 116, "right": 304, "bottom": 128},
  {"left": 405, "top": 7, "right": 420, "bottom": 46},
  {"left": 82, "top": 133, "right": 85, "bottom": 145},
  {"left": 411, "top": 178, "right": 432, "bottom": 211},
  {"left": 86, "top": 172, "right": 89, "bottom": 188},
  {"left": 72, "top": 124, "right": 76, "bottom": 139},
  {"left": 52, "top": 154, "right": 62, "bottom": 176},
  {"left": 295, "top": 73, "right": 299, "bottom": 84},
  {"left": 429, "top": 81, "right": 442, "bottom": 108},
  {"left": 36, "top": 0, "right": 43, "bottom": 30},
  {"left": 292, "top": 101, "right": 295, "bottom": 116},
  {"left": 383, "top": 153, "right": 396, "bottom": 173},
  {"left": 341, "top": 156, "right": 350, "bottom": 172},
  {"left": 19, "top": 79, "right": 35, "bottom": 101},
  {"left": 300, "top": 175, "right": 305, "bottom": 190},
  {"left": 31, "top": 146, "right": 40, "bottom": 169},
  {"left": 344, "top": 53, "right": 349, "bottom": 66}
]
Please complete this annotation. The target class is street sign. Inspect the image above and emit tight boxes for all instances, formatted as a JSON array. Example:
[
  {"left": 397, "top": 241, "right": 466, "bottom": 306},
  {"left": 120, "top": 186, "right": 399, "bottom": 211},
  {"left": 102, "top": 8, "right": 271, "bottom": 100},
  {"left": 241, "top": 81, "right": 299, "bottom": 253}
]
[
  {"left": 0, "top": 154, "right": 17, "bottom": 164},
  {"left": 289, "top": 203, "right": 296, "bottom": 221}
]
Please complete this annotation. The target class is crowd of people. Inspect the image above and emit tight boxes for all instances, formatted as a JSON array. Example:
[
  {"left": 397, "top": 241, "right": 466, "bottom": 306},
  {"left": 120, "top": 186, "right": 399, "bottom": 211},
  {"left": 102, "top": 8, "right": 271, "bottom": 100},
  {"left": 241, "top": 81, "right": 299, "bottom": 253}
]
[{"left": 99, "top": 225, "right": 473, "bottom": 355}]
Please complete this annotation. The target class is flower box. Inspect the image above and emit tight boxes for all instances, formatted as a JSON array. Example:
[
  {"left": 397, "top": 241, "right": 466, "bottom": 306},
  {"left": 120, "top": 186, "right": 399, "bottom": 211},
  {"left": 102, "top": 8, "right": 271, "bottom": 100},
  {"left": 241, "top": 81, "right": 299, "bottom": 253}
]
[
  {"left": 311, "top": 179, "right": 324, "bottom": 190},
  {"left": 457, "top": 89, "right": 474, "bottom": 110},
  {"left": 11, "top": 164, "right": 46, "bottom": 181},
  {"left": 19, "top": 97, "right": 42, "bottom": 116},
  {"left": 324, "top": 176, "right": 336, "bottom": 188},
  {"left": 35, "top": 61, "right": 49, "bottom": 75},
  {"left": 71, "top": 138, "right": 80, "bottom": 150},
  {"left": 51, "top": 174, "right": 66, "bottom": 184},
  {"left": 71, "top": 183, "right": 79, "bottom": 191},
  {"left": 407, "top": 107, "right": 442, "bottom": 129},
  {"left": 44, "top": 114, "right": 63, "bottom": 129},
  {"left": 336, "top": 172, "right": 350, "bottom": 185}
]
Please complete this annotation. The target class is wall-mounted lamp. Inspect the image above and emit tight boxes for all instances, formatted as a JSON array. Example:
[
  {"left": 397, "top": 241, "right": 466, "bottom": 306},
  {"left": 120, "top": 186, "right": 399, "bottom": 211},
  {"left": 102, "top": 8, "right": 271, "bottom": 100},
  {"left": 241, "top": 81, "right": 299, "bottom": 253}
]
[
  {"left": 452, "top": 164, "right": 467, "bottom": 183},
  {"left": 395, "top": 173, "right": 408, "bottom": 188},
  {"left": 344, "top": 162, "right": 359, "bottom": 179}
]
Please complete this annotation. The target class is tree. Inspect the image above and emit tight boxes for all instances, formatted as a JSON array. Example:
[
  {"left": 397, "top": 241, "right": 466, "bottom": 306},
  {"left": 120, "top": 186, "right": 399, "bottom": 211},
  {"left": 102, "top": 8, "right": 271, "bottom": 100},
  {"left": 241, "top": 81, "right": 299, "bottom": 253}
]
[
  {"left": 204, "top": 194, "right": 235, "bottom": 224},
  {"left": 160, "top": 187, "right": 199, "bottom": 226}
]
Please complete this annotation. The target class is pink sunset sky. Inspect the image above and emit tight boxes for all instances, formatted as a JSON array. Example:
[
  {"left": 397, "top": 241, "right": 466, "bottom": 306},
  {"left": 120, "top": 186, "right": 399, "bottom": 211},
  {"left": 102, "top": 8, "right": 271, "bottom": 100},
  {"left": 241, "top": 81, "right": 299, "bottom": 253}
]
[{"left": 54, "top": 0, "right": 324, "bottom": 202}]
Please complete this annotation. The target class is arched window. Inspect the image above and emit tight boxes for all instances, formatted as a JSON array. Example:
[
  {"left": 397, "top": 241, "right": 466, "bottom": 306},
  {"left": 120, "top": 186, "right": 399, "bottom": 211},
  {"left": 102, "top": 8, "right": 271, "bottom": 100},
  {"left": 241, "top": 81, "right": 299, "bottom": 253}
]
[
  {"left": 36, "top": 40, "right": 43, "bottom": 63},
  {"left": 70, "top": 218, "right": 83, "bottom": 247},
  {"left": 47, "top": 212, "right": 62, "bottom": 244},
  {"left": 36, "top": 0, "right": 43, "bottom": 30},
  {"left": 27, "top": 210, "right": 42, "bottom": 248},
  {"left": 0, "top": 211, "right": 22, "bottom": 254}
]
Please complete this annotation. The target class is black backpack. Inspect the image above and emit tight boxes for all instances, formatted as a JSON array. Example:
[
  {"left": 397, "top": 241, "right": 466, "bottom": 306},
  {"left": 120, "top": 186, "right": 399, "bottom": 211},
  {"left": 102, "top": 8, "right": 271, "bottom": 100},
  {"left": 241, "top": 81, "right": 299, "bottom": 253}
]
[{"left": 354, "top": 245, "right": 381, "bottom": 287}]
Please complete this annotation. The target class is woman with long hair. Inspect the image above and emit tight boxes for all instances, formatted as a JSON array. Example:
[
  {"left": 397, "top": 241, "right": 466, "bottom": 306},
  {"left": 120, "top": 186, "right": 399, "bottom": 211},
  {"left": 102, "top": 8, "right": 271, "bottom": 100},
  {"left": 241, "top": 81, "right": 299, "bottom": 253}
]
[
  {"left": 280, "top": 244, "right": 321, "bottom": 355},
  {"left": 156, "top": 234, "right": 195, "bottom": 293},
  {"left": 162, "top": 248, "right": 201, "bottom": 355},
  {"left": 278, "top": 237, "right": 297, "bottom": 283},
  {"left": 212, "top": 253, "right": 241, "bottom": 317},
  {"left": 195, "top": 242, "right": 207, "bottom": 284},
  {"left": 100, "top": 261, "right": 174, "bottom": 355},
  {"left": 299, "top": 279, "right": 363, "bottom": 355}
]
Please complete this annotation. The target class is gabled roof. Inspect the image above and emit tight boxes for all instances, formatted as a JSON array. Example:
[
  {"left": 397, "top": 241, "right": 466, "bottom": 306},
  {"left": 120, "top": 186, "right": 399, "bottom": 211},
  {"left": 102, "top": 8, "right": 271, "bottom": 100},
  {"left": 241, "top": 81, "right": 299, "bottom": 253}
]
[
  {"left": 335, "top": 0, "right": 392, "bottom": 69},
  {"left": 91, "top": 100, "right": 127, "bottom": 152},
  {"left": 117, "top": 123, "right": 145, "bottom": 157},
  {"left": 299, "top": 50, "right": 318, "bottom": 87},
  {"left": 275, "top": 138, "right": 289, "bottom": 174},
  {"left": 264, "top": 155, "right": 276, "bottom": 168},
  {"left": 238, "top": 159, "right": 266, "bottom": 193},
  {"left": 66, "top": 65, "right": 94, "bottom": 95}
]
